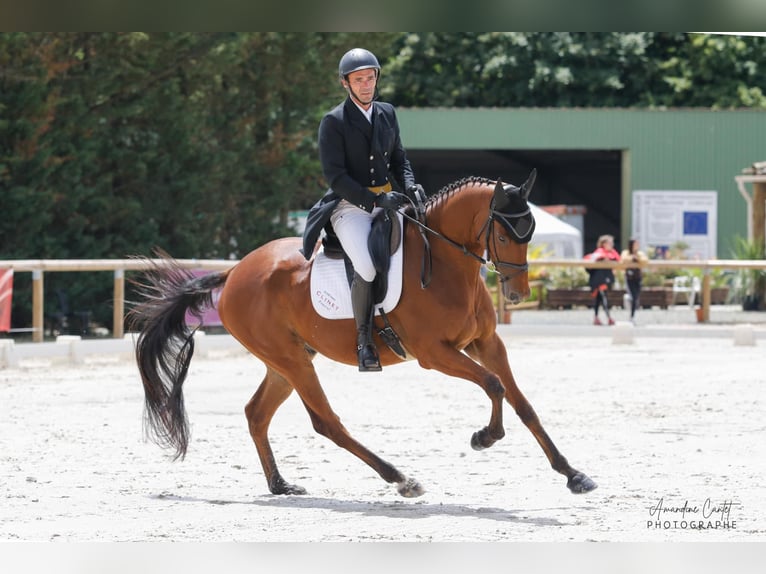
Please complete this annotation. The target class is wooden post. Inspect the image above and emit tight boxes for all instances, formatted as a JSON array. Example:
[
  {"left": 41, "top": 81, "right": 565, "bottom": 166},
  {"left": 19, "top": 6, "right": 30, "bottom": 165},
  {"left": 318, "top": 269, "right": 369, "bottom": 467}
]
[
  {"left": 753, "top": 182, "right": 766, "bottom": 249},
  {"left": 32, "top": 269, "right": 44, "bottom": 342},
  {"left": 701, "top": 271, "right": 711, "bottom": 322},
  {"left": 495, "top": 276, "right": 504, "bottom": 323},
  {"left": 754, "top": 182, "right": 766, "bottom": 310},
  {"left": 112, "top": 269, "right": 125, "bottom": 338}
]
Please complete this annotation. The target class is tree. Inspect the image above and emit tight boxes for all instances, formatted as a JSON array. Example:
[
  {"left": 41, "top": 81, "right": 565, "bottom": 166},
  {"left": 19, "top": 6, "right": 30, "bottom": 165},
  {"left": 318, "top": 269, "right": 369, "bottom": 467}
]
[
  {"left": 0, "top": 32, "right": 398, "bottom": 331},
  {"left": 382, "top": 33, "right": 766, "bottom": 109}
]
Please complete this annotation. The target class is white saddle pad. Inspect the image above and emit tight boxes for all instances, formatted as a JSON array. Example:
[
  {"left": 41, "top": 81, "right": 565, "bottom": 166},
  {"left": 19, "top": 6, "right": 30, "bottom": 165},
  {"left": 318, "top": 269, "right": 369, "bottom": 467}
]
[{"left": 310, "top": 212, "right": 404, "bottom": 320}]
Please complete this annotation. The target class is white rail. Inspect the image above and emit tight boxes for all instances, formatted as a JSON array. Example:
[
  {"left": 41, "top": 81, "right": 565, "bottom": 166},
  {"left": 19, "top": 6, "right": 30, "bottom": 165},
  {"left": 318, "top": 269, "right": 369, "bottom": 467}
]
[
  {"left": 1, "top": 258, "right": 764, "bottom": 342},
  {"left": 0, "top": 258, "right": 237, "bottom": 342}
]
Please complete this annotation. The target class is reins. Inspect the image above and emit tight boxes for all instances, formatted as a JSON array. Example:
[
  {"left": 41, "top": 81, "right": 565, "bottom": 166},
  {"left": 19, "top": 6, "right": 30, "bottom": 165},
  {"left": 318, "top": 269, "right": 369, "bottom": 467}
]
[
  {"left": 401, "top": 211, "right": 486, "bottom": 263},
  {"left": 399, "top": 194, "right": 530, "bottom": 288}
]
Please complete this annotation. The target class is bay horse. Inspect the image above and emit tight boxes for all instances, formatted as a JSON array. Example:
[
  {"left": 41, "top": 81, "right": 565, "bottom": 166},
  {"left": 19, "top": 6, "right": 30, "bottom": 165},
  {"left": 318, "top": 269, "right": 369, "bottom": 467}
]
[{"left": 129, "top": 171, "right": 597, "bottom": 498}]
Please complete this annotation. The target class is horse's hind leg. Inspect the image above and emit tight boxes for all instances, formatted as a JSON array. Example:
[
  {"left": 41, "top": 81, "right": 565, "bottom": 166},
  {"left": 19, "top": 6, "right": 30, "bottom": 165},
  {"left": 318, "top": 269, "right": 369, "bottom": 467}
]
[
  {"left": 281, "top": 357, "right": 424, "bottom": 498},
  {"left": 245, "top": 367, "right": 306, "bottom": 495}
]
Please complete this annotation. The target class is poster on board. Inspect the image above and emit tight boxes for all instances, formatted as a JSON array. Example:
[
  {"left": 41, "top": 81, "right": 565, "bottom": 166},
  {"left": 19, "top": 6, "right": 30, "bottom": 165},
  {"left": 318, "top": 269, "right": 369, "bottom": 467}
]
[{"left": 632, "top": 191, "right": 718, "bottom": 259}]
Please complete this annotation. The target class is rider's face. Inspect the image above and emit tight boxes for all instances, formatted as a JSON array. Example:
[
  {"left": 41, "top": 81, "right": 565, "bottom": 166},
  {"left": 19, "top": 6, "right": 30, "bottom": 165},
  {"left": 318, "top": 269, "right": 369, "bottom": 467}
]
[{"left": 344, "top": 69, "right": 377, "bottom": 108}]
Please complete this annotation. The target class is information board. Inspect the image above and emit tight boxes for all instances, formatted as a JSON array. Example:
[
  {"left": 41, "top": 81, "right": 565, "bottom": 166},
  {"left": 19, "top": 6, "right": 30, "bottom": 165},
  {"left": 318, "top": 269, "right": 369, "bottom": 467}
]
[{"left": 632, "top": 191, "right": 718, "bottom": 259}]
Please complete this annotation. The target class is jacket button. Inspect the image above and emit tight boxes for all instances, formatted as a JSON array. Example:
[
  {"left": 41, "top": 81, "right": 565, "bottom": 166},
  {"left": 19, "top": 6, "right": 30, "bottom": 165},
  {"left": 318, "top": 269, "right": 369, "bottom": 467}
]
[{"left": 369, "top": 155, "right": 374, "bottom": 161}]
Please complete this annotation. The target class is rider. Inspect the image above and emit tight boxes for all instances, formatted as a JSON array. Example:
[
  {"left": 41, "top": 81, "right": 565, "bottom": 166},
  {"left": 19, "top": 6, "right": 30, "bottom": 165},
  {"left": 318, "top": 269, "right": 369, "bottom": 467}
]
[{"left": 301, "top": 47, "right": 424, "bottom": 372}]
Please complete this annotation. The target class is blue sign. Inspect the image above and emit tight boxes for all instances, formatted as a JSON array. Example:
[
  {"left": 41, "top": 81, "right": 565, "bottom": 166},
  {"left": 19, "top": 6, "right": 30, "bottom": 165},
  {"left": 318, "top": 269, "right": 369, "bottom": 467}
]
[{"left": 683, "top": 211, "right": 708, "bottom": 235}]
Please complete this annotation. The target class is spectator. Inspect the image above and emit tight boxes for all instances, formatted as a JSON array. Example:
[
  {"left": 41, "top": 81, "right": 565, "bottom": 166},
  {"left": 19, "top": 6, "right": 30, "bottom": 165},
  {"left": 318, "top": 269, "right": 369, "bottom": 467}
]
[
  {"left": 585, "top": 234, "right": 620, "bottom": 325},
  {"left": 621, "top": 238, "right": 649, "bottom": 324}
]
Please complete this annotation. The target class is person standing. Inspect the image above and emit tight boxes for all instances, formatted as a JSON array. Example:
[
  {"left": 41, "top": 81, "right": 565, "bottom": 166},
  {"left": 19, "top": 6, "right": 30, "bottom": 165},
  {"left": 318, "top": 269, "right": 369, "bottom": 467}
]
[
  {"left": 585, "top": 234, "right": 620, "bottom": 325},
  {"left": 301, "top": 48, "right": 424, "bottom": 372},
  {"left": 621, "top": 237, "right": 649, "bottom": 324}
]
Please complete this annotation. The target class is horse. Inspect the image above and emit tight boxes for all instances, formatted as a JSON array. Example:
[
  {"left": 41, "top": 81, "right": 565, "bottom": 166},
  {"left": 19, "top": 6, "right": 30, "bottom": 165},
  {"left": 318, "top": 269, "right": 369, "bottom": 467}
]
[{"left": 129, "top": 171, "right": 597, "bottom": 498}]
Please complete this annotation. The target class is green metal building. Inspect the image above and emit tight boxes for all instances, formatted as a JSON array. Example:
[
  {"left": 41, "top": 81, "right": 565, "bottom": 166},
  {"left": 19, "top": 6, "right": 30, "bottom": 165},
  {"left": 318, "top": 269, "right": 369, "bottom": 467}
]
[{"left": 398, "top": 108, "right": 765, "bottom": 256}]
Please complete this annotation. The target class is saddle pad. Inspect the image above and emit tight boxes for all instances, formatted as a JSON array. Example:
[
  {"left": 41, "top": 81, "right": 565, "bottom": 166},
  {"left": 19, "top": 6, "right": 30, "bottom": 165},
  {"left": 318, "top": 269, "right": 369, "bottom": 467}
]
[{"left": 310, "top": 212, "right": 404, "bottom": 320}]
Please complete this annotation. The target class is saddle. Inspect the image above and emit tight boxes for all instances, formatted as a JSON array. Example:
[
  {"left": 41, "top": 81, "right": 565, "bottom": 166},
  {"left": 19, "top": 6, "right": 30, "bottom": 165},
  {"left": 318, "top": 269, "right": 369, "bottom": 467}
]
[
  {"left": 316, "top": 209, "right": 406, "bottom": 358},
  {"left": 321, "top": 208, "right": 402, "bottom": 304}
]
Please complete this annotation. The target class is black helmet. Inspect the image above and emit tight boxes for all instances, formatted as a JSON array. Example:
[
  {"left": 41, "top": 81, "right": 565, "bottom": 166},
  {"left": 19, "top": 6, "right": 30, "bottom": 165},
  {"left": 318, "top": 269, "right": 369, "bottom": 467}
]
[{"left": 338, "top": 48, "right": 380, "bottom": 79}]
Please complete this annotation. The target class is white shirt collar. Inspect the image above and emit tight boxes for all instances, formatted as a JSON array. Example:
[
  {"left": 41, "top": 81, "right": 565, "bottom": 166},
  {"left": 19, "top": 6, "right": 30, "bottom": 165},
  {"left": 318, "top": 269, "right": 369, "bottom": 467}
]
[{"left": 353, "top": 100, "right": 374, "bottom": 123}]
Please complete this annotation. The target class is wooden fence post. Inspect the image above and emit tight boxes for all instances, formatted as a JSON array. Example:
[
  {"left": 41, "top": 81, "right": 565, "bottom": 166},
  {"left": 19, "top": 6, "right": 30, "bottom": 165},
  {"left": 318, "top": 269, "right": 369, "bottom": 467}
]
[
  {"left": 701, "top": 270, "right": 711, "bottom": 322},
  {"left": 32, "top": 269, "right": 44, "bottom": 342},
  {"left": 113, "top": 269, "right": 125, "bottom": 338}
]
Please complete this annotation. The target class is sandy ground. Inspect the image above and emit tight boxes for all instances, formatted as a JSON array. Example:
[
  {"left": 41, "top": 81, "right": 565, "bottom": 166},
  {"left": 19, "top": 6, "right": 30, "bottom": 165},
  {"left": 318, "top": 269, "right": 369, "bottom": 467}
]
[{"left": 1, "top": 329, "right": 764, "bottom": 543}]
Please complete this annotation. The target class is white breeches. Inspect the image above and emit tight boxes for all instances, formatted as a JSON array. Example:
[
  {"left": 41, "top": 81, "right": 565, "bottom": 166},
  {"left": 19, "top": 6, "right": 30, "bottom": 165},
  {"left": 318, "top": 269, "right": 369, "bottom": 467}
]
[{"left": 330, "top": 200, "right": 382, "bottom": 282}]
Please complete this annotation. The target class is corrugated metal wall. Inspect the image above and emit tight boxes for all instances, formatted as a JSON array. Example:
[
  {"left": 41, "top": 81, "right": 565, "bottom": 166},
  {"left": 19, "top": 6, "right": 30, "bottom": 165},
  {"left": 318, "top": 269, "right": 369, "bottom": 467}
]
[{"left": 398, "top": 108, "right": 766, "bottom": 257}]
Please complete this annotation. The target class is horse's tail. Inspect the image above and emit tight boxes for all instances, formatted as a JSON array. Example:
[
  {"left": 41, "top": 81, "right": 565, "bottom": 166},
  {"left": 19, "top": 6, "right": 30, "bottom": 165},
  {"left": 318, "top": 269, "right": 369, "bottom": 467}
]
[{"left": 127, "top": 255, "right": 229, "bottom": 460}]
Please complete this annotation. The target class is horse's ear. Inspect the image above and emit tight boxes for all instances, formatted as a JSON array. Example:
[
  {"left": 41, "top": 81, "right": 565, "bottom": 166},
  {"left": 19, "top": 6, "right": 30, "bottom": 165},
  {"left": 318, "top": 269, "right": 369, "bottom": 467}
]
[
  {"left": 521, "top": 168, "right": 537, "bottom": 200},
  {"left": 493, "top": 178, "right": 508, "bottom": 208}
]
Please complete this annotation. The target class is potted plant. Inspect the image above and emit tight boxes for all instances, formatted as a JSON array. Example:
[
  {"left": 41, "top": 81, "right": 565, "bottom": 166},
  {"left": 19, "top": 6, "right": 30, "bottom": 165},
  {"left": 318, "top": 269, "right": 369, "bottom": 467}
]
[
  {"left": 680, "top": 267, "right": 731, "bottom": 305},
  {"left": 731, "top": 236, "right": 766, "bottom": 311},
  {"left": 708, "top": 268, "right": 732, "bottom": 305},
  {"left": 637, "top": 253, "right": 675, "bottom": 309}
]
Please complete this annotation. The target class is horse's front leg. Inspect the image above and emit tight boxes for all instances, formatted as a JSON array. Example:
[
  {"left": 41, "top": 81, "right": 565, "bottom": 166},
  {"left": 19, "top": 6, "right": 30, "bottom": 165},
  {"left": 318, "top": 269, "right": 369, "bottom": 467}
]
[
  {"left": 465, "top": 333, "right": 598, "bottom": 494},
  {"left": 419, "top": 343, "right": 507, "bottom": 450}
]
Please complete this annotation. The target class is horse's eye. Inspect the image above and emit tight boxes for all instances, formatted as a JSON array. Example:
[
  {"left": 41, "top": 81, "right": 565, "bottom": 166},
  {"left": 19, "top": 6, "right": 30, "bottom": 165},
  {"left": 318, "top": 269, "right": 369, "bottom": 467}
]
[{"left": 497, "top": 234, "right": 507, "bottom": 243}]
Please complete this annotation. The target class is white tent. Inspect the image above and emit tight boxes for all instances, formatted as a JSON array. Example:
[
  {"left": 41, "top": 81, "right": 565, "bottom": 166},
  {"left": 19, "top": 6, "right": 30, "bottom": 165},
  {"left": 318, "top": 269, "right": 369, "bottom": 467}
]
[{"left": 529, "top": 203, "right": 583, "bottom": 259}]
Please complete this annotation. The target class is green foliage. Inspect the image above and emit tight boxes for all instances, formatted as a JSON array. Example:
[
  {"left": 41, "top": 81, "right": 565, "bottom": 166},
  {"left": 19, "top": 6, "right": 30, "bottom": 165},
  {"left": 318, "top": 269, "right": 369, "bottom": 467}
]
[
  {"left": 730, "top": 236, "right": 766, "bottom": 304},
  {"left": 383, "top": 33, "right": 766, "bottom": 109},
  {"left": 545, "top": 266, "right": 589, "bottom": 289},
  {"left": 682, "top": 266, "right": 730, "bottom": 289},
  {"left": 0, "top": 32, "right": 395, "bottom": 329},
  {"left": 641, "top": 270, "right": 667, "bottom": 288}
]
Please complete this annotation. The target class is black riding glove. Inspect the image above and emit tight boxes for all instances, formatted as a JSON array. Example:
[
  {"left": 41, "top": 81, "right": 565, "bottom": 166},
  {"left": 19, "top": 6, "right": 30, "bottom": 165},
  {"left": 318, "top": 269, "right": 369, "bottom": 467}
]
[
  {"left": 406, "top": 184, "right": 425, "bottom": 201},
  {"left": 406, "top": 184, "right": 427, "bottom": 215},
  {"left": 375, "top": 191, "right": 408, "bottom": 210}
]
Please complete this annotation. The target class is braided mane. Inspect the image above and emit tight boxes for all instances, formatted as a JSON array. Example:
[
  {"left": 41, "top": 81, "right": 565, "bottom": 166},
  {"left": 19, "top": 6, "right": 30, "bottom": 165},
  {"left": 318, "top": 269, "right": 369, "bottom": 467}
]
[{"left": 424, "top": 177, "right": 494, "bottom": 211}]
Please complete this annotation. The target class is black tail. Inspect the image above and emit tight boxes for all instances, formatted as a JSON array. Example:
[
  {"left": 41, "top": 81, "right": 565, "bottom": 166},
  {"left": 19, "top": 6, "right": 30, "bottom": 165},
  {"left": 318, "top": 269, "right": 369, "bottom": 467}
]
[{"left": 127, "top": 255, "right": 229, "bottom": 460}]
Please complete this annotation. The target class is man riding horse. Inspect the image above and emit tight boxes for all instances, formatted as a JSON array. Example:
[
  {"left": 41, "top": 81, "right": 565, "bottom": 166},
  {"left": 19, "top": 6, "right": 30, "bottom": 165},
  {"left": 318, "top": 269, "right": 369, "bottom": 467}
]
[{"left": 301, "top": 48, "right": 425, "bottom": 372}]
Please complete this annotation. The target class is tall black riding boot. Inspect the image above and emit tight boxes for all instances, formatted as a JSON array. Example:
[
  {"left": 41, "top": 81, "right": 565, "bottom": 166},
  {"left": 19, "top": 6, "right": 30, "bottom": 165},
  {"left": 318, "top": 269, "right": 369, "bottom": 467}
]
[{"left": 351, "top": 272, "right": 381, "bottom": 372}]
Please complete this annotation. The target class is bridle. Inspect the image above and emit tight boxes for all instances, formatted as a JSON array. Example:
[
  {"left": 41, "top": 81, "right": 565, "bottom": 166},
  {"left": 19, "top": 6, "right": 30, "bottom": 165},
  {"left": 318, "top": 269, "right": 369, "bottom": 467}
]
[
  {"left": 399, "top": 195, "right": 534, "bottom": 288},
  {"left": 478, "top": 201, "right": 534, "bottom": 285}
]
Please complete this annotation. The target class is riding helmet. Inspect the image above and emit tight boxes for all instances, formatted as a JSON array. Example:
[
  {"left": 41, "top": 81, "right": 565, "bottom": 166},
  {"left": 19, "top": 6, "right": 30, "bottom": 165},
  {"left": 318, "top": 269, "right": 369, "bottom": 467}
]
[{"left": 338, "top": 48, "right": 380, "bottom": 79}]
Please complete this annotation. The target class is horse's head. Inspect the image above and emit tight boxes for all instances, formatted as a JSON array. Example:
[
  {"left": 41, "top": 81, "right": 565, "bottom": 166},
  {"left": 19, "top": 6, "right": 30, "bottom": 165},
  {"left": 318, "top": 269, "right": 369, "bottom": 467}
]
[{"left": 486, "top": 169, "right": 537, "bottom": 304}]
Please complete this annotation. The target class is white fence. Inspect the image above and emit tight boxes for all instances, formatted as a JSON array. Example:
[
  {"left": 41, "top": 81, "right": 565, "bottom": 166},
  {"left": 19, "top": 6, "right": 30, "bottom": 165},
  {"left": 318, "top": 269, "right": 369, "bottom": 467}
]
[
  {"left": 0, "top": 258, "right": 235, "bottom": 342},
  {"left": 1, "top": 258, "right": 765, "bottom": 342}
]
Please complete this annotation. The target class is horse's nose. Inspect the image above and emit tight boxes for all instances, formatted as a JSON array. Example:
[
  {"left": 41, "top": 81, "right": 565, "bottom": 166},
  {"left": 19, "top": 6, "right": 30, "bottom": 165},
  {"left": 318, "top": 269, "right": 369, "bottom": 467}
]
[{"left": 503, "top": 282, "right": 530, "bottom": 304}]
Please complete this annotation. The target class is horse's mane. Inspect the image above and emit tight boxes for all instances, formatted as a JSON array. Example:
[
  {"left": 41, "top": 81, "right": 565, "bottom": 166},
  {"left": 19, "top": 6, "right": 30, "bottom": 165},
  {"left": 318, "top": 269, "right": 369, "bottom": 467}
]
[{"left": 424, "top": 176, "right": 494, "bottom": 211}]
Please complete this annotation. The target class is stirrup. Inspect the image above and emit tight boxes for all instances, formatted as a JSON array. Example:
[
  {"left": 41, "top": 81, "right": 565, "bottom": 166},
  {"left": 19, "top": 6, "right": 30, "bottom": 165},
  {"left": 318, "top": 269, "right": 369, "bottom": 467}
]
[{"left": 357, "top": 343, "right": 382, "bottom": 372}]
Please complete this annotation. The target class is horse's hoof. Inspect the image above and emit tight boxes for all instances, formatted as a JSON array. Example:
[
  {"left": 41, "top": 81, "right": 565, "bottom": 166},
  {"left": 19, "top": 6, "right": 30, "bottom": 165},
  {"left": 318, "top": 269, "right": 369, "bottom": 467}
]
[
  {"left": 270, "top": 478, "right": 307, "bottom": 496},
  {"left": 567, "top": 472, "right": 598, "bottom": 494},
  {"left": 470, "top": 425, "right": 504, "bottom": 451},
  {"left": 471, "top": 431, "right": 487, "bottom": 451},
  {"left": 397, "top": 477, "right": 425, "bottom": 498}
]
